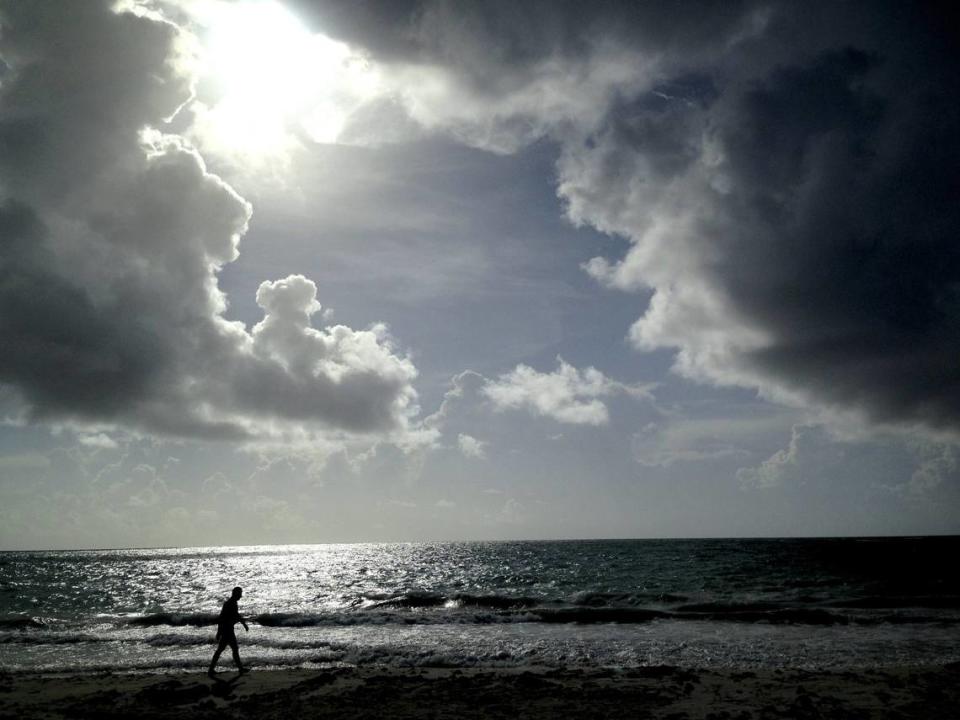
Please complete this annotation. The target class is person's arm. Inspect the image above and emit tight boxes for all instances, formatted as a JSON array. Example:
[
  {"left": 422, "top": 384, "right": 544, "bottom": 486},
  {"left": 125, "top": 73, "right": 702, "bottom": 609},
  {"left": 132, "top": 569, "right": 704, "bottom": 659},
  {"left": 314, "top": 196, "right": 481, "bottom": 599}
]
[
  {"left": 216, "top": 603, "right": 226, "bottom": 640},
  {"left": 241, "top": 614, "right": 249, "bottom": 632}
]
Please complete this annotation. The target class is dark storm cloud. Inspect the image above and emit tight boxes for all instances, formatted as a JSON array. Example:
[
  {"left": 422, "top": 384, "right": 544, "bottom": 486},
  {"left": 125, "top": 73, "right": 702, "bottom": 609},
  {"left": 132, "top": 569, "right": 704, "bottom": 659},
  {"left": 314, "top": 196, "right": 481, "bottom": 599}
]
[
  {"left": 288, "top": 0, "right": 755, "bottom": 66},
  {"left": 0, "top": 0, "right": 189, "bottom": 427},
  {"left": 0, "top": 201, "right": 166, "bottom": 418},
  {"left": 576, "top": 8, "right": 960, "bottom": 432},
  {"left": 301, "top": 0, "right": 960, "bottom": 433},
  {"left": 713, "top": 45, "right": 960, "bottom": 428},
  {"left": 0, "top": 1, "right": 422, "bottom": 440},
  {"left": 288, "top": 0, "right": 756, "bottom": 139}
]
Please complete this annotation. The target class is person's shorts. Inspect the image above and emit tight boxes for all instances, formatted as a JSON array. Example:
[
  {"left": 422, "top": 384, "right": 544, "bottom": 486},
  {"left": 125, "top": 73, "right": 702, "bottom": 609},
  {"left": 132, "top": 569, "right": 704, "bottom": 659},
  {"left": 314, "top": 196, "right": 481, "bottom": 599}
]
[{"left": 217, "top": 629, "right": 238, "bottom": 648}]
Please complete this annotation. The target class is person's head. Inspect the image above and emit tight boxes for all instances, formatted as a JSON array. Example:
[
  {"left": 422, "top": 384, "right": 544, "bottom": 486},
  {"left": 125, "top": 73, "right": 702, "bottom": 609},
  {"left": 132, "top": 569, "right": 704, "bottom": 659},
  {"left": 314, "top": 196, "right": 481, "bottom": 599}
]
[{"left": 231, "top": 586, "right": 242, "bottom": 600}]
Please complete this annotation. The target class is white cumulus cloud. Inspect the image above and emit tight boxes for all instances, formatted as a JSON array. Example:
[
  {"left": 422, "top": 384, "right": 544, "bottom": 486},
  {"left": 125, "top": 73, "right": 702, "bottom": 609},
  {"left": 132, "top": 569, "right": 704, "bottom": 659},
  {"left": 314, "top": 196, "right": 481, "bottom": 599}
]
[
  {"left": 482, "top": 358, "right": 651, "bottom": 426},
  {"left": 457, "top": 433, "right": 488, "bottom": 459}
]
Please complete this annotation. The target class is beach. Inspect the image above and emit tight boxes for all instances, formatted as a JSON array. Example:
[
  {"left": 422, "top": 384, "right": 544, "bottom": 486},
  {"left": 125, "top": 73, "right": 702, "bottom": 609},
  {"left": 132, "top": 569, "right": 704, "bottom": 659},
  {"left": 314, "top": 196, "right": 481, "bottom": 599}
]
[
  {"left": 3, "top": 664, "right": 960, "bottom": 719},
  {"left": 4, "top": 540, "right": 960, "bottom": 717}
]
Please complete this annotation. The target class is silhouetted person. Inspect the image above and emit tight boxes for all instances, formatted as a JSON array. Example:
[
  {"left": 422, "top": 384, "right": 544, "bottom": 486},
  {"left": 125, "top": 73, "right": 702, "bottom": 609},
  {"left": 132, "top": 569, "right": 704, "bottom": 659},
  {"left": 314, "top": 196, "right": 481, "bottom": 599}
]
[{"left": 208, "top": 586, "right": 249, "bottom": 676}]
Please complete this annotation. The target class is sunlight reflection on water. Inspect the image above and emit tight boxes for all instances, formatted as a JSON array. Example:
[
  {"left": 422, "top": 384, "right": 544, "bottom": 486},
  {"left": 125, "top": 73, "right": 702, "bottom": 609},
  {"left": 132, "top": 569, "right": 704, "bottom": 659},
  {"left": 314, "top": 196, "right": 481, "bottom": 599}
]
[{"left": 3, "top": 539, "right": 960, "bottom": 673}]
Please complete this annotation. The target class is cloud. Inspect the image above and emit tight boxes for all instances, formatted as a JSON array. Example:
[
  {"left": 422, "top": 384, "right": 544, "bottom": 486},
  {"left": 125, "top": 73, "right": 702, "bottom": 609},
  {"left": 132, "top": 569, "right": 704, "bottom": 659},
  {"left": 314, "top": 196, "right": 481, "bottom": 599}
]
[
  {"left": 482, "top": 357, "right": 650, "bottom": 425},
  {"left": 457, "top": 433, "right": 487, "bottom": 459},
  {"left": 736, "top": 425, "right": 816, "bottom": 490},
  {"left": 289, "top": 0, "right": 756, "bottom": 153},
  {"left": 0, "top": 2, "right": 421, "bottom": 442},
  {"left": 907, "top": 442, "right": 958, "bottom": 497},
  {"left": 294, "top": 1, "right": 960, "bottom": 437},
  {"left": 736, "top": 424, "right": 960, "bottom": 500},
  {"left": 567, "top": 13, "right": 960, "bottom": 436},
  {"left": 78, "top": 433, "right": 119, "bottom": 450},
  {"left": 423, "top": 371, "right": 487, "bottom": 428},
  {"left": 237, "top": 274, "right": 420, "bottom": 433},
  {"left": 575, "top": 41, "right": 960, "bottom": 436},
  {"left": 6, "top": 0, "right": 958, "bottom": 458}
]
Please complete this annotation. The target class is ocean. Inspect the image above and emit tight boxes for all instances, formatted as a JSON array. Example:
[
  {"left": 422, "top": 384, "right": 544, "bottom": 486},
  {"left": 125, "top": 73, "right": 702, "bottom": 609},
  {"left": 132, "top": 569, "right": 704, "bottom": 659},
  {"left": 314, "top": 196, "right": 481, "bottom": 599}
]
[{"left": 2, "top": 537, "right": 959, "bottom": 674}]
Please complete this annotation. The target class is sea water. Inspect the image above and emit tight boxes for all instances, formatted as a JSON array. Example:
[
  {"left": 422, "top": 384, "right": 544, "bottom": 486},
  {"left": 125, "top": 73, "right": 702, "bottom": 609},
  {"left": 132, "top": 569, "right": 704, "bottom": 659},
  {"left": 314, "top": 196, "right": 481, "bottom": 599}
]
[{"left": 2, "top": 537, "right": 959, "bottom": 674}]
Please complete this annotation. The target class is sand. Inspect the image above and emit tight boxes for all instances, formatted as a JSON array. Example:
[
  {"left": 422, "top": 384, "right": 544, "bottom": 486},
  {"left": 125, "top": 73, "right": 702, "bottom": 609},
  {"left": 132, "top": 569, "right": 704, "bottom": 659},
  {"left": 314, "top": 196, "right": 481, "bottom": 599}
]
[{"left": 2, "top": 663, "right": 959, "bottom": 719}]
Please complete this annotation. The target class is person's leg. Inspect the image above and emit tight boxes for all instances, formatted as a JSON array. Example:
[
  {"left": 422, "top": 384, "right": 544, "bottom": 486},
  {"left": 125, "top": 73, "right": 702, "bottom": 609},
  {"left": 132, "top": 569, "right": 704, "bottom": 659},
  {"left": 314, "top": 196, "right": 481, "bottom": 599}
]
[
  {"left": 208, "top": 637, "right": 228, "bottom": 674},
  {"left": 228, "top": 634, "right": 245, "bottom": 672}
]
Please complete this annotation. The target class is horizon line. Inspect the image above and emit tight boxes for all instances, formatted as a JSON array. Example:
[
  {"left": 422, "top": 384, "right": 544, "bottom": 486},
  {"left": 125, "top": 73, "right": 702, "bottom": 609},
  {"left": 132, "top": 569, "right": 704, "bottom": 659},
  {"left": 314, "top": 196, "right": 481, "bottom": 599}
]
[{"left": 4, "top": 532, "right": 958, "bottom": 553}]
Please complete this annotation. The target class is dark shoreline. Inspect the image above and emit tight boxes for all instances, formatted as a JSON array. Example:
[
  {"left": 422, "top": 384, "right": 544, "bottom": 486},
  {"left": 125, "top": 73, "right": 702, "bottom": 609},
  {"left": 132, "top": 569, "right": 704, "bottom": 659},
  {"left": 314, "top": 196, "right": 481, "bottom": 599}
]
[{"left": 3, "top": 663, "right": 960, "bottom": 719}]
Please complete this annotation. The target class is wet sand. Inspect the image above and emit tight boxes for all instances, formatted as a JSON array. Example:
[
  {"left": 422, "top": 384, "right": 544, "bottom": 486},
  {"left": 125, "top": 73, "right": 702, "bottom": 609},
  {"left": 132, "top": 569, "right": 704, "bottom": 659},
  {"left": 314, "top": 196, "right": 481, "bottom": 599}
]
[{"left": 2, "top": 664, "right": 959, "bottom": 719}]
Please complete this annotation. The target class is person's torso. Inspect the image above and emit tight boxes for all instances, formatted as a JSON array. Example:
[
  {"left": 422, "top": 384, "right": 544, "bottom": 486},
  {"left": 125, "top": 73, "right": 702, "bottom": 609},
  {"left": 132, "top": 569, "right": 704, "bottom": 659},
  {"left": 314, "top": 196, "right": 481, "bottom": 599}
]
[{"left": 217, "top": 598, "right": 239, "bottom": 632}]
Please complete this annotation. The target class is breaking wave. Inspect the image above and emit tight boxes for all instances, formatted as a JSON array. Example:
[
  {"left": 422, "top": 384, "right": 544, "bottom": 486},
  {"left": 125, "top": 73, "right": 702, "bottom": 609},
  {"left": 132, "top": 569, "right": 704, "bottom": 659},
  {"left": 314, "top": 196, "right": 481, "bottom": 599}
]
[
  {"left": 118, "top": 598, "right": 960, "bottom": 630},
  {"left": 0, "top": 616, "right": 46, "bottom": 630}
]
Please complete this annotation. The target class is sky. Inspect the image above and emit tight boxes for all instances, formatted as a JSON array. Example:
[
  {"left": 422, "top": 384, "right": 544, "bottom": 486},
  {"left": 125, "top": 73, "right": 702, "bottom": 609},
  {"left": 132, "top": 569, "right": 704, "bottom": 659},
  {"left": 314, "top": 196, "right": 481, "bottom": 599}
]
[{"left": 0, "top": 0, "right": 958, "bottom": 549}]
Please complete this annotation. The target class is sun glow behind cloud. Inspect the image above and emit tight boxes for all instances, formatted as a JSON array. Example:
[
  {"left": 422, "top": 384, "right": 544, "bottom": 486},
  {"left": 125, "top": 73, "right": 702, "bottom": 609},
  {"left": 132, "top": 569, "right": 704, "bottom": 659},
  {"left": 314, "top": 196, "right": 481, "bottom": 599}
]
[{"left": 186, "top": 0, "right": 380, "bottom": 158}]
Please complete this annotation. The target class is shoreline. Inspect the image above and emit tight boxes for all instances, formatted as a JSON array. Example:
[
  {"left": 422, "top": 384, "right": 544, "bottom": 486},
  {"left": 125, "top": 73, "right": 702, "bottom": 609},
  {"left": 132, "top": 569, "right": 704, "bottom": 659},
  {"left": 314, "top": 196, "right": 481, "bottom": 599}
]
[{"left": 3, "top": 663, "right": 960, "bottom": 719}]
